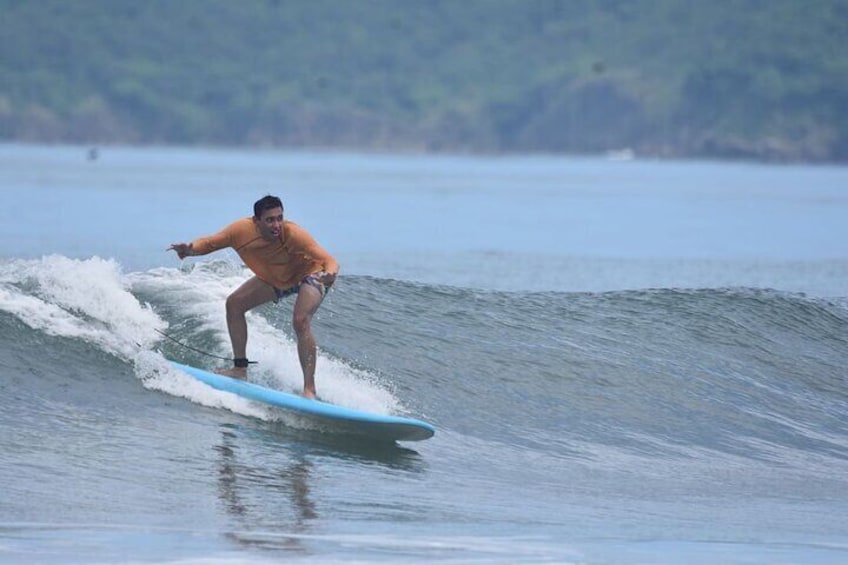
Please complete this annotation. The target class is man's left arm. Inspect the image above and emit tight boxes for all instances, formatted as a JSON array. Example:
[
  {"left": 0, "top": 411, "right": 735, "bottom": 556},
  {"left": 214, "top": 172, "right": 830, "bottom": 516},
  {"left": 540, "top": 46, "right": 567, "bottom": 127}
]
[{"left": 291, "top": 224, "right": 339, "bottom": 286}]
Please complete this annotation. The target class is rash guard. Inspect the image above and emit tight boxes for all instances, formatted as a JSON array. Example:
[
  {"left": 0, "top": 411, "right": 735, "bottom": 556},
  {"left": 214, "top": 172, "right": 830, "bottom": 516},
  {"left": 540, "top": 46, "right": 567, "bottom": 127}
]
[{"left": 191, "top": 218, "right": 339, "bottom": 290}]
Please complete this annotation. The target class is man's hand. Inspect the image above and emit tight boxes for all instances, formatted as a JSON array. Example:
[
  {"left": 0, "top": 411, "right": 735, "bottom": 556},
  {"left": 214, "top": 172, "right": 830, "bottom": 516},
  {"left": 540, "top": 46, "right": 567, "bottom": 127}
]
[
  {"left": 317, "top": 271, "right": 337, "bottom": 288},
  {"left": 167, "top": 242, "right": 193, "bottom": 260}
]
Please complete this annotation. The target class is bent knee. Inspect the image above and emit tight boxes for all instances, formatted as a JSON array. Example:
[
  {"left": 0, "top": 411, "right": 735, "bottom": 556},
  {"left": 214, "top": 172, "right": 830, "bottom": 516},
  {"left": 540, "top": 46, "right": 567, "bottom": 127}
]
[
  {"left": 292, "top": 312, "right": 312, "bottom": 335},
  {"left": 226, "top": 293, "right": 247, "bottom": 315}
]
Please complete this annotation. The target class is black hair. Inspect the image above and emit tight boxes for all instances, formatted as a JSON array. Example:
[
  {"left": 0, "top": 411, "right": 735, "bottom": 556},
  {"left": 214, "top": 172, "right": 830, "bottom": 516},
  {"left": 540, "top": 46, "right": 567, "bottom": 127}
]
[{"left": 253, "top": 195, "right": 283, "bottom": 218}]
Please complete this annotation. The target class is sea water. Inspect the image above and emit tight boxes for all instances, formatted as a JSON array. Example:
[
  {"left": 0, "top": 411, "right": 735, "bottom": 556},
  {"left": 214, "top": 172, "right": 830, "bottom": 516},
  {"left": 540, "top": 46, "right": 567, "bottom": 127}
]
[{"left": 1, "top": 144, "right": 847, "bottom": 563}]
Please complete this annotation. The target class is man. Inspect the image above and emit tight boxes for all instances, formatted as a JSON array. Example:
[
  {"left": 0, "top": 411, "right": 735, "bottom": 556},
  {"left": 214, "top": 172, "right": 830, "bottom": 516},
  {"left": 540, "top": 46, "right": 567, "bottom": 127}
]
[{"left": 168, "top": 195, "right": 338, "bottom": 399}]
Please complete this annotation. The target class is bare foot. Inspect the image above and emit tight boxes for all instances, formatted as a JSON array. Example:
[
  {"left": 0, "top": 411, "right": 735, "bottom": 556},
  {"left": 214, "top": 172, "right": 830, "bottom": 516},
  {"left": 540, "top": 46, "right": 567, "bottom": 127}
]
[
  {"left": 302, "top": 388, "right": 317, "bottom": 400},
  {"left": 215, "top": 366, "right": 247, "bottom": 380}
]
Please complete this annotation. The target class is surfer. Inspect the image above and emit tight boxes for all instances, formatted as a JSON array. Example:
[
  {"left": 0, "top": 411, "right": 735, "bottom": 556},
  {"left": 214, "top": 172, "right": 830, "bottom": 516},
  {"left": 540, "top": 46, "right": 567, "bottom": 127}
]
[{"left": 168, "top": 195, "right": 338, "bottom": 399}]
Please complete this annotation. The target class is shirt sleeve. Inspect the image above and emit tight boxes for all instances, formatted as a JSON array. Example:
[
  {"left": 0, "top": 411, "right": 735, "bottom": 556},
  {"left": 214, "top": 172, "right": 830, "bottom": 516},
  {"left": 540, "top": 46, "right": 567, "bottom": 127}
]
[
  {"left": 288, "top": 223, "right": 339, "bottom": 274},
  {"left": 191, "top": 222, "right": 237, "bottom": 256}
]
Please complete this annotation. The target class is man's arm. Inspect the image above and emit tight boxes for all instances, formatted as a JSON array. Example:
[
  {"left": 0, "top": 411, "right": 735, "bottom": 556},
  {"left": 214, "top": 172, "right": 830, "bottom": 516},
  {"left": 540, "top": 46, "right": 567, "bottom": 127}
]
[
  {"left": 288, "top": 223, "right": 339, "bottom": 283},
  {"left": 168, "top": 221, "right": 239, "bottom": 260}
]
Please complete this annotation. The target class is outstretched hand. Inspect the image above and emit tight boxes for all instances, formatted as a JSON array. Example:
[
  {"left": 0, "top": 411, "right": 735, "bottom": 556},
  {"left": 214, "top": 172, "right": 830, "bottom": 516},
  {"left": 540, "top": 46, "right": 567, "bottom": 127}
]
[{"left": 167, "top": 242, "right": 193, "bottom": 260}]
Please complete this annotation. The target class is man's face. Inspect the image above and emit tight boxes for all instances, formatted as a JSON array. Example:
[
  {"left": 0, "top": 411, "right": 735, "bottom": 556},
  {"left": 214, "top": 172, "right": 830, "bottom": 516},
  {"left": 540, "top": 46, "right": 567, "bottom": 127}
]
[{"left": 256, "top": 206, "right": 284, "bottom": 239}]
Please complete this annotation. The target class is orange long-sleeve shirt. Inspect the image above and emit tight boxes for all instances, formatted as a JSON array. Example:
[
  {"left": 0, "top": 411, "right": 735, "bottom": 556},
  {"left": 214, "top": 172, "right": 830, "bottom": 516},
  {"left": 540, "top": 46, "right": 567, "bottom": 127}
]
[{"left": 191, "top": 218, "right": 339, "bottom": 290}]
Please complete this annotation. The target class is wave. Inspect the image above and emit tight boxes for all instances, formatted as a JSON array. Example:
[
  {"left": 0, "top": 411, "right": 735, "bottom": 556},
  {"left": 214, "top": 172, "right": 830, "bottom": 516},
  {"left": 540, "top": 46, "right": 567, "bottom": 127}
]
[
  {"left": 0, "top": 255, "right": 403, "bottom": 425},
  {"left": 2, "top": 255, "right": 847, "bottom": 469},
  {"left": 325, "top": 275, "right": 848, "bottom": 468}
]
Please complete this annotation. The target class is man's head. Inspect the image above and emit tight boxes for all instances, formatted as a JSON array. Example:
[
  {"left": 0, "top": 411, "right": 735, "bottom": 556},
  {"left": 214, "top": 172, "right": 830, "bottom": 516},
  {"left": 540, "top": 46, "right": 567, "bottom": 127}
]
[
  {"left": 254, "top": 195, "right": 283, "bottom": 218},
  {"left": 253, "top": 195, "right": 284, "bottom": 240}
]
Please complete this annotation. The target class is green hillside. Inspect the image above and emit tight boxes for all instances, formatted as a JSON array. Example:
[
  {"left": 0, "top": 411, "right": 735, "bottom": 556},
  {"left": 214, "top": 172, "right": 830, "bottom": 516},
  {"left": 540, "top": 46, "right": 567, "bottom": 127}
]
[{"left": 1, "top": 0, "right": 846, "bottom": 161}]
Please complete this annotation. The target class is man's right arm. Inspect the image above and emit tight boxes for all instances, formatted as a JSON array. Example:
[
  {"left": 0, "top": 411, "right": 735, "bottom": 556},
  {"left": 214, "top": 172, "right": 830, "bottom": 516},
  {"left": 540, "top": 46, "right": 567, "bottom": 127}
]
[{"left": 168, "top": 221, "right": 238, "bottom": 259}]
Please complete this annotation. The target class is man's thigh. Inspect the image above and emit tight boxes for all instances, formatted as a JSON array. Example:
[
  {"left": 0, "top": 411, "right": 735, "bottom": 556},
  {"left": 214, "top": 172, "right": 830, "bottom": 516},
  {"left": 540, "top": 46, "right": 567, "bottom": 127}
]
[
  {"left": 229, "top": 276, "right": 277, "bottom": 311},
  {"left": 293, "top": 282, "right": 324, "bottom": 322}
]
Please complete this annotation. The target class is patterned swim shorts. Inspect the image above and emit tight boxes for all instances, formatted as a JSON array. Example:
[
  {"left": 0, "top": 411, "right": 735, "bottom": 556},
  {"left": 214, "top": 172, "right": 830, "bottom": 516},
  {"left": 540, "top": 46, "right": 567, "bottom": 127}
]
[{"left": 274, "top": 273, "right": 327, "bottom": 302}]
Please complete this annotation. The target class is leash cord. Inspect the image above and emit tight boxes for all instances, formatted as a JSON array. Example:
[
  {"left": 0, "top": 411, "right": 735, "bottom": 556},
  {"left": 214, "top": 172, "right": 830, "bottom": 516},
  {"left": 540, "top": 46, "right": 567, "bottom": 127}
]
[{"left": 154, "top": 328, "right": 257, "bottom": 364}]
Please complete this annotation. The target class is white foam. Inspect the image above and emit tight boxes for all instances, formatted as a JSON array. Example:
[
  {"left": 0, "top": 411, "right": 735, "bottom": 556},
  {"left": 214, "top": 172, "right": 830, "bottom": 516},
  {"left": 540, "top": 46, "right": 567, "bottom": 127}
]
[
  {"left": 132, "top": 350, "right": 270, "bottom": 420},
  {"left": 128, "top": 261, "right": 403, "bottom": 415},
  {"left": 0, "top": 255, "right": 404, "bottom": 419},
  {"left": 0, "top": 255, "right": 165, "bottom": 359}
]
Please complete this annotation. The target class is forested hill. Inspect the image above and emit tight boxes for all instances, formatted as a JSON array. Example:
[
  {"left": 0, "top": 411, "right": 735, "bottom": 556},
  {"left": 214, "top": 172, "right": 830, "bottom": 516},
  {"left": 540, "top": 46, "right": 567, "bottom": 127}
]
[{"left": 2, "top": 0, "right": 846, "bottom": 162}]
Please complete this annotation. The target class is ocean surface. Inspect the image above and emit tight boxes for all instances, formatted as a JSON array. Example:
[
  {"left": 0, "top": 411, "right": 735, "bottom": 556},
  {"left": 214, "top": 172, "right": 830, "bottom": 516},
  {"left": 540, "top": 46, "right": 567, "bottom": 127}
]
[{"left": 1, "top": 144, "right": 847, "bottom": 564}]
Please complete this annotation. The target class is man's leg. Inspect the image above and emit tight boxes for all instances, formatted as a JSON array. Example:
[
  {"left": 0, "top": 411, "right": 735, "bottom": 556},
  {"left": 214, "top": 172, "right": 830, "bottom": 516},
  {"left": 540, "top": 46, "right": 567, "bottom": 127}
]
[
  {"left": 217, "top": 276, "right": 276, "bottom": 379},
  {"left": 292, "top": 283, "right": 324, "bottom": 398}
]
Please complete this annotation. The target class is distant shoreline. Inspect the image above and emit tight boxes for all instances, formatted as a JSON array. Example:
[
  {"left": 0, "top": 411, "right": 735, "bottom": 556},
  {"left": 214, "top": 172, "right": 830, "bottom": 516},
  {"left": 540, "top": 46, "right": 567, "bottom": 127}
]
[{"left": 1, "top": 136, "right": 840, "bottom": 166}]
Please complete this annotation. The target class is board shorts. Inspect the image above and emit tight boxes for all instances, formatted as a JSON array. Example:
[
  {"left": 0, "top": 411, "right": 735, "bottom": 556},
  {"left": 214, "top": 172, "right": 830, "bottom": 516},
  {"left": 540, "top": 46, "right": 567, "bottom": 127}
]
[{"left": 273, "top": 272, "right": 327, "bottom": 302}]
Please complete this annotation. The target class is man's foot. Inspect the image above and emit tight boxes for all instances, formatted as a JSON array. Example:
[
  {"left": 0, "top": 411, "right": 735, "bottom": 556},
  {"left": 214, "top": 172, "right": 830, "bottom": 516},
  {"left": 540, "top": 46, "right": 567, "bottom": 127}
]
[
  {"left": 215, "top": 366, "right": 247, "bottom": 380},
  {"left": 302, "top": 387, "right": 317, "bottom": 400}
]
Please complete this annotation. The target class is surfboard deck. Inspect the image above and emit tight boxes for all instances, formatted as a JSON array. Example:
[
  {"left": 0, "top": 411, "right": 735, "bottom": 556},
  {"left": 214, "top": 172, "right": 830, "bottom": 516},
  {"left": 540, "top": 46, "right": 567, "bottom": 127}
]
[{"left": 170, "top": 361, "right": 435, "bottom": 442}]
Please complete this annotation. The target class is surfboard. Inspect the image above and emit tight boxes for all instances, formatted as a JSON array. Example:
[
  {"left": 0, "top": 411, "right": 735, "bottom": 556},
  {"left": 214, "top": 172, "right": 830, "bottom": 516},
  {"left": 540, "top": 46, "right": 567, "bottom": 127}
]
[{"left": 170, "top": 361, "right": 435, "bottom": 442}]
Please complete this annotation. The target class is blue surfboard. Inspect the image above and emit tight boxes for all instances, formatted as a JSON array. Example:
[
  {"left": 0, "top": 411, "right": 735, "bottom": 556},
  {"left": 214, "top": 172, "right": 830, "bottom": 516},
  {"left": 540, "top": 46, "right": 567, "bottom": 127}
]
[{"left": 170, "top": 361, "right": 435, "bottom": 442}]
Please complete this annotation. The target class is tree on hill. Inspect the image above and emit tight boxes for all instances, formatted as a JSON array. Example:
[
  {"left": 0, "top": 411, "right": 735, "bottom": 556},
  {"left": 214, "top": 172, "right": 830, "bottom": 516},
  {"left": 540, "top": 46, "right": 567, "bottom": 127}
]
[{"left": 0, "top": 0, "right": 845, "bottom": 162}]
